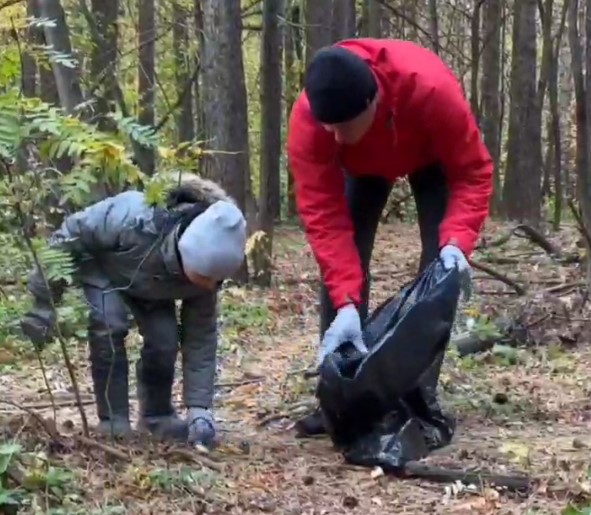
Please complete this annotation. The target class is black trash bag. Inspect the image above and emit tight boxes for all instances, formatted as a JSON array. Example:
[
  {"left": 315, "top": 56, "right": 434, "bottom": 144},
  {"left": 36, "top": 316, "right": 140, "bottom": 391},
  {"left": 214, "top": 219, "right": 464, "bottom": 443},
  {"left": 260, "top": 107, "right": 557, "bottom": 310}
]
[{"left": 316, "top": 258, "right": 461, "bottom": 472}]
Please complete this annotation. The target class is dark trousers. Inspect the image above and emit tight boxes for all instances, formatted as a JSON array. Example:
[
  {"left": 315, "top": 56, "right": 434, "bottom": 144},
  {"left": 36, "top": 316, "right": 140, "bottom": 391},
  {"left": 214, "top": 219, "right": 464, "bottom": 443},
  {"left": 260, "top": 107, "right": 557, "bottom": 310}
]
[
  {"left": 319, "top": 164, "right": 449, "bottom": 335},
  {"left": 84, "top": 286, "right": 179, "bottom": 421}
]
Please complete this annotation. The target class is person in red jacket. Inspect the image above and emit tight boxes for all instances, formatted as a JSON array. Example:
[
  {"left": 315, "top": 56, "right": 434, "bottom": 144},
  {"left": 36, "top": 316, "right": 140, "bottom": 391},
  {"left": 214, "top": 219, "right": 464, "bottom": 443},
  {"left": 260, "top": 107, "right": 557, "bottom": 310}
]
[{"left": 287, "top": 39, "right": 494, "bottom": 436}]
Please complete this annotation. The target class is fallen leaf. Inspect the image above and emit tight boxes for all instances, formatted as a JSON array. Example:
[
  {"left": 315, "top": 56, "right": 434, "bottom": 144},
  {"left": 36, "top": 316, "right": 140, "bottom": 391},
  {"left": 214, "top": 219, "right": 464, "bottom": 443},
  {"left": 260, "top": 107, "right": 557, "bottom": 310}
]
[
  {"left": 499, "top": 441, "right": 531, "bottom": 466},
  {"left": 370, "top": 466, "right": 384, "bottom": 479}
]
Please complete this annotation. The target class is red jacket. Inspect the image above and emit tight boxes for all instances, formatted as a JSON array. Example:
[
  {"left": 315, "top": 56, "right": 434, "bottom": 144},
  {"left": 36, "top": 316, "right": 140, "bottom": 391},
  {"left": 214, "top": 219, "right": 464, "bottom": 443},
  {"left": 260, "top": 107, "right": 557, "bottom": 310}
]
[{"left": 287, "top": 39, "right": 494, "bottom": 310}]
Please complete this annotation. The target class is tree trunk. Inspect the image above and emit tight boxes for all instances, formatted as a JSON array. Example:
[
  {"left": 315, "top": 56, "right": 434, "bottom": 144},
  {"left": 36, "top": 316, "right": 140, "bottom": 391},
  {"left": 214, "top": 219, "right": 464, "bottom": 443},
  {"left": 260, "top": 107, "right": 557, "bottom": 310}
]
[
  {"left": 193, "top": 0, "right": 204, "bottom": 140},
  {"left": 23, "top": 0, "right": 38, "bottom": 98},
  {"left": 428, "top": 0, "right": 440, "bottom": 55},
  {"left": 259, "top": 0, "right": 284, "bottom": 225},
  {"left": 332, "top": 0, "right": 356, "bottom": 40},
  {"left": 480, "top": 0, "right": 502, "bottom": 215},
  {"left": 256, "top": 0, "right": 284, "bottom": 286},
  {"left": 367, "top": 0, "right": 382, "bottom": 37},
  {"left": 305, "top": 0, "right": 333, "bottom": 63},
  {"left": 173, "top": 1, "right": 195, "bottom": 144},
  {"left": 137, "top": 0, "right": 156, "bottom": 175},
  {"left": 585, "top": 0, "right": 591, "bottom": 285},
  {"left": 469, "top": 0, "right": 482, "bottom": 120},
  {"left": 502, "top": 0, "right": 542, "bottom": 223},
  {"left": 200, "top": 0, "right": 254, "bottom": 219},
  {"left": 550, "top": 0, "right": 570, "bottom": 230},
  {"left": 90, "top": 0, "right": 118, "bottom": 131},
  {"left": 574, "top": 0, "right": 591, "bottom": 284},
  {"left": 37, "top": 0, "right": 84, "bottom": 114},
  {"left": 284, "top": 1, "right": 302, "bottom": 220}
]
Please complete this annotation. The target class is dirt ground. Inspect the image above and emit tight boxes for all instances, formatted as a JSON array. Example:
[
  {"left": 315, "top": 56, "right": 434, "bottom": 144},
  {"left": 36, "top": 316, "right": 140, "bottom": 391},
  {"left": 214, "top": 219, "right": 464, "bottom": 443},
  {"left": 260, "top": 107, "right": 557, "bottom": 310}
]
[{"left": 2, "top": 219, "right": 591, "bottom": 514}]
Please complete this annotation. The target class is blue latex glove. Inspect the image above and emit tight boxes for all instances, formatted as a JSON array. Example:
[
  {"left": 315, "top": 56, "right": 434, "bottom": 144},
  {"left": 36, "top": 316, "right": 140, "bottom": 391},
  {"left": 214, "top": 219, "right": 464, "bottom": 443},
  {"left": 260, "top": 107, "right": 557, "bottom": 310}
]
[
  {"left": 318, "top": 304, "right": 368, "bottom": 366},
  {"left": 439, "top": 244, "right": 472, "bottom": 301},
  {"left": 187, "top": 407, "right": 216, "bottom": 449}
]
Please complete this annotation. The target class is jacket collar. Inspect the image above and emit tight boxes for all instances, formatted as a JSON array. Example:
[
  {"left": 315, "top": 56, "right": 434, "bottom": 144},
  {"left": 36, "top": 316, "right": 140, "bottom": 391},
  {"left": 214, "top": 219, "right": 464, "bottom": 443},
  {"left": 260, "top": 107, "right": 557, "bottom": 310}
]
[{"left": 160, "top": 225, "right": 185, "bottom": 277}]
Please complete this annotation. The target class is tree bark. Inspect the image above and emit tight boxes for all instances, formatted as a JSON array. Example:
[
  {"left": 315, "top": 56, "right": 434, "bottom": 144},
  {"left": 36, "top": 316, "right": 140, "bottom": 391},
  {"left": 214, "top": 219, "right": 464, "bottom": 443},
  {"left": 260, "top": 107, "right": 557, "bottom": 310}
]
[
  {"left": 137, "top": 0, "right": 156, "bottom": 175},
  {"left": 23, "top": 0, "right": 38, "bottom": 98},
  {"left": 37, "top": 0, "right": 84, "bottom": 114},
  {"left": 256, "top": 0, "right": 284, "bottom": 285},
  {"left": 304, "top": 0, "right": 333, "bottom": 63},
  {"left": 284, "top": 0, "right": 302, "bottom": 219},
  {"left": 332, "top": 0, "right": 356, "bottom": 40},
  {"left": 173, "top": 1, "right": 195, "bottom": 144},
  {"left": 469, "top": 0, "right": 482, "bottom": 120},
  {"left": 259, "top": 0, "right": 284, "bottom": 226},
  {"left": 502, "top": 0, "right": 542, "bottom": 223},
  {"left": 90, "top": 0, "right": 118, "bottom": 131},
  {"left": 480, "top": 0, "right": 502, "bottom": 214},
  {"left": 200, "top": 0, "right": 255, "bottom": 222}
]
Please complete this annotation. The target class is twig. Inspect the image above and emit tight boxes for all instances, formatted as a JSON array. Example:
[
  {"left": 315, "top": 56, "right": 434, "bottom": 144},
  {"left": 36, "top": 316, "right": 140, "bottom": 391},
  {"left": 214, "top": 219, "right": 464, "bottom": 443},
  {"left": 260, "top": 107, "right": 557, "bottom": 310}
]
[
  {"left": 17, "top": 398, "right": 95, "bottom": 411},
  {"left": 74, "top": 434, "right": 130, "bottom": 462},
  {"left": 153, "top": 67, "right": 200, "bottom": 132},
  {"left": 470, "top": 259, "right": 527, "bottom": 295},
  {"left": 257, "top": 411, "right": 290, "bottom": 427},
  {"left": 215, "top": 377, "right": 264, "bottom": 388},
  {"left": 0, "top": 399, "right": 60, "bottom": 439},
  {"left": 163, "top": 447, "right": 224, "bottom": 472},
  {"left": 477, "top": 223, "right": 563, "bottom": 258},
  {"left": 543, "top": 281, "right": 584, "bottom": 294},
  {"left": 33, "top": 346, "right": 57, "bottom": 421},
  {"left": 0, "top": 158, "right": 89, "bottom": 436}
]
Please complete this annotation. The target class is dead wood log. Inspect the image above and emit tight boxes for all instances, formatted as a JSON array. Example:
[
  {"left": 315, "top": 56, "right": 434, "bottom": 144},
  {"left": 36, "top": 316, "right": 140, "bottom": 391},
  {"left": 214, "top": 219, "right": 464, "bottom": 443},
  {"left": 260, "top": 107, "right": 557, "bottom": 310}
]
[
  {"left": 478, "top": 223, "right": 562, "bottom": 256},
  {"left": 469, "top": 259, "right": 527, "bottom": 295},
  {"left": 401, "top": 461, "right": 532, "bottom": 492}
]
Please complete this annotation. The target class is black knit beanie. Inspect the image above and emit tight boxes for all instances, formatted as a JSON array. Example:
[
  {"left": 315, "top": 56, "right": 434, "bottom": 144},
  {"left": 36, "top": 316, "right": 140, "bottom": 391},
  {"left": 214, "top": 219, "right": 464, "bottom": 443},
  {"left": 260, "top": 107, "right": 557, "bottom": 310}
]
[{"left": 304, "top": 46, "right": 378, "bottom": 124}]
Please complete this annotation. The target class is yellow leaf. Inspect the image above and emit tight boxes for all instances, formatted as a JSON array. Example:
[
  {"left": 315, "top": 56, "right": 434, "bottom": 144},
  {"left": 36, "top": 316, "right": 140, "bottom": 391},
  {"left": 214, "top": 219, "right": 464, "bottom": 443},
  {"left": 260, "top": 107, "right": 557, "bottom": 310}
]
[
  {"left": 499, "top": 441, "right": 531, "bottom": 466},
  {"left": 158, "top": 146, "right": 176, "bottom": 159}
]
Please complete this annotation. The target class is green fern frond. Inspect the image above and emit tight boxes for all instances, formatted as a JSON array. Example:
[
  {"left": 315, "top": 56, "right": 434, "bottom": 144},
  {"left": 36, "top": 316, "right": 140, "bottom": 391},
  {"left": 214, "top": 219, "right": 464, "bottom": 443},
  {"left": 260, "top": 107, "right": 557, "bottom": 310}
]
[
  {"left": 110, "top": 112, "right": 159, "bottom": 148},
  {"left": 37, "top": 246, "right": 76, "bottom": 285}
]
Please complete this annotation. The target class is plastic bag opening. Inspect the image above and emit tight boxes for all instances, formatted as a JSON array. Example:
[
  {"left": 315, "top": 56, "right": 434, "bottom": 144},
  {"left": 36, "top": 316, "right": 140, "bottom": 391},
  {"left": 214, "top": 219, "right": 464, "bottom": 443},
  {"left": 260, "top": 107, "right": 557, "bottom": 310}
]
[{"left": 316, "top": 258, "right": 462, "bottom": 471}]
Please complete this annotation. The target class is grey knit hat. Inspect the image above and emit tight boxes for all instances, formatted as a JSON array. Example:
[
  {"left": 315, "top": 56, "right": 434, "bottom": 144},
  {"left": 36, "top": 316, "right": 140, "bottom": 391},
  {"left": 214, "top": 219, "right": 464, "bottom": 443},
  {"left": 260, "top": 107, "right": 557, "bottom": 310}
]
[{"left": 178, "top": 200, "right": 247, "bottom": 281}]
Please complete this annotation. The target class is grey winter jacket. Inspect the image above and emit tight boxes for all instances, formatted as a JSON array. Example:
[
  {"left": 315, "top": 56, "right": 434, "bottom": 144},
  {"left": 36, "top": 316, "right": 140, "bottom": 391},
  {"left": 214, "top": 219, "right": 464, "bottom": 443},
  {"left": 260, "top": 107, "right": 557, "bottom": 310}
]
[{"left": 27, "top": 173, "right": 236, "bottom": 408}]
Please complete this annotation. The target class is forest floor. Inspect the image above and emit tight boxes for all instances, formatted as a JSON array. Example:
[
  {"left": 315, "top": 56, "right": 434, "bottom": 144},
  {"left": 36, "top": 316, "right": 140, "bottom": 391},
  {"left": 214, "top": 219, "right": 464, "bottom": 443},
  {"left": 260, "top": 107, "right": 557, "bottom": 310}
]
[{"left": 1, "top": 219, "right": 591, "bottom": 514}]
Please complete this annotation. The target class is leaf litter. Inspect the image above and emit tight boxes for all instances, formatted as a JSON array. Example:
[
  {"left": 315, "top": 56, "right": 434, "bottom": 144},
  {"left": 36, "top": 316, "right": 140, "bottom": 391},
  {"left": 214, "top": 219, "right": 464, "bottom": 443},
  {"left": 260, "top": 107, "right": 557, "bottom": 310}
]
[{"left": 1, "top": 221, "right": 591, "bottom": 513}]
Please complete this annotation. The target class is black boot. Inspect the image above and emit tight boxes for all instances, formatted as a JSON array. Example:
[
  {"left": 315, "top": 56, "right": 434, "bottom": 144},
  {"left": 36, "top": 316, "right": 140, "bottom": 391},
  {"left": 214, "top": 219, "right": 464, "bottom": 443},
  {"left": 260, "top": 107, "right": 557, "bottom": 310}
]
[
  {"left": 135, "top": 359, "right": 187, "bottom": 441},
  {"left": 90, "top": 341, "right": 132, "bottom": 438}
]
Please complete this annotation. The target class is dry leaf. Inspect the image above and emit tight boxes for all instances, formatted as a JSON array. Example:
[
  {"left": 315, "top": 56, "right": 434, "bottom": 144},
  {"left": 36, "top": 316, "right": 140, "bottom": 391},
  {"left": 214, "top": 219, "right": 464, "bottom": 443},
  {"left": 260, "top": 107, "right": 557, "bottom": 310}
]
[
  {"left": 499, "top": 441, "right": 531, "bottom": 466},
  {"left": 370, "top": 466, "right": 384, "bottom": 479}
]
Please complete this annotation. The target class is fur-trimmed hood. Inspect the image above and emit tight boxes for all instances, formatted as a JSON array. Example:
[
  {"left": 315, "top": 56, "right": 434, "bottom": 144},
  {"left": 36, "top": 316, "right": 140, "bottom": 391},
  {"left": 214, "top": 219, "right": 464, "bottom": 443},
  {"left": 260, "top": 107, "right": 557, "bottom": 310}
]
[{"left": 152, "top": 170, "right": 234, "bottom": 211}]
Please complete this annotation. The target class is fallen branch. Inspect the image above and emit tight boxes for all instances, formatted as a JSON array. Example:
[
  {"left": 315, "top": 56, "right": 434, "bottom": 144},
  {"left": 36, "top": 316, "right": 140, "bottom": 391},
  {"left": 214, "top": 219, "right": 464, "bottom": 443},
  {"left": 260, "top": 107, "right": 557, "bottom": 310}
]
[
  {"left": 74, "top": 434, "right": 130, "bottom": 462},
  {"left": 163, "top": 447, "right": 223, "bottom": 472},
  {"left": 0, "top": 399, "right": 60, "bottom": 439},
  {"left": 469, "top": 259, "right": 527, "bottom": 295},
  {"left": 543, "top": 281, "right": 584, "bottom": 294},
  {"left": 0, "top": 398, "right": 95, "bottom": 411},
  {"left": 402, "top": 461, "right": 532, "bottom": 492},
  {"left": 478, "top": 223, "right": 562, "bottom": 257},
  {"left": 452, "top": 332, "right": 498, "bottom": 357}
]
